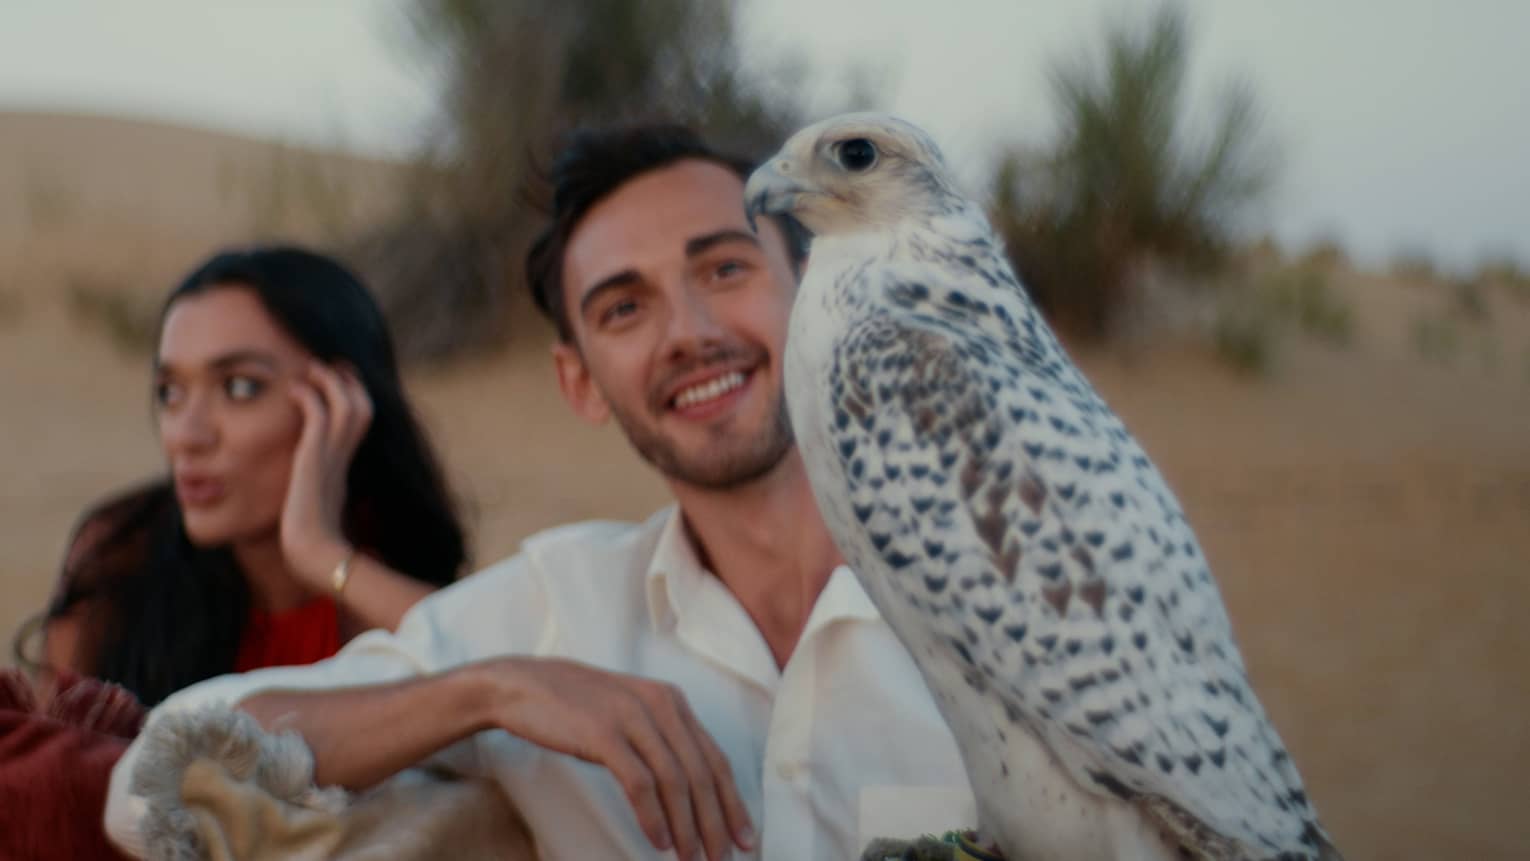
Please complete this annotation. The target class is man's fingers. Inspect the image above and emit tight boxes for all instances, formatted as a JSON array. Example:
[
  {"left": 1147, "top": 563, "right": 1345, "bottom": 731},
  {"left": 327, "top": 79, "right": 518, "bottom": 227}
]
[
  {"left": 677, "top": 694, "right": 755, "bottom": 851},
  {"left": 619, "top": 697, "right": 703, "bottom": 861},
  {"left": 598, "top": 738, "right": 674, "bottom": 854},
  {"left": 646, "top": 685, "right": 734, "bottom": 860}
]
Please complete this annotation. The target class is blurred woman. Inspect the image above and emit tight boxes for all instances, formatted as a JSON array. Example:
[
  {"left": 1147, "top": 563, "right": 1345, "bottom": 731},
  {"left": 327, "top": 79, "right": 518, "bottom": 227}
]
[
  {"left": 3, "top": 246, "right": 468, "bottom": 859},
  {"left": 32, "top": 245, "right": 467, "bottom": 704}
]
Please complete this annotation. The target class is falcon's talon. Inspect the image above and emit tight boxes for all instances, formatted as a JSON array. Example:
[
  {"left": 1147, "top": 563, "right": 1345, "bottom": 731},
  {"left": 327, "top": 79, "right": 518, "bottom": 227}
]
[{"left": 859, "top": 834, "right": 959, "bottom": 861}]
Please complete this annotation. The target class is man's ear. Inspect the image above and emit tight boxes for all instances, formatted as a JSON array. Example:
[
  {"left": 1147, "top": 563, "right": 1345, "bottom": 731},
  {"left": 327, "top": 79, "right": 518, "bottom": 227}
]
[{"left": 552, "top": 341, "right": 611, "bottom": 424}]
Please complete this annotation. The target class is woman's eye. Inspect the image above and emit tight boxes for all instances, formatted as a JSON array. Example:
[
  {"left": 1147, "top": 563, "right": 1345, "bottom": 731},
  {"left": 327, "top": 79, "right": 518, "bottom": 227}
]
[
  {"left": 225, "top": 376, "right": 265, "bottom": 401},
  {"left": 153, "top": 381, "right": 182, "bottom": 408}
]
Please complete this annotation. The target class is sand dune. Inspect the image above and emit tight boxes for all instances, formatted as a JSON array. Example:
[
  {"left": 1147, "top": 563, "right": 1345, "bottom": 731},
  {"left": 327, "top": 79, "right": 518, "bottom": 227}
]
[{"left": 2, "top": 111, "right": 1527, "bottom": 859}]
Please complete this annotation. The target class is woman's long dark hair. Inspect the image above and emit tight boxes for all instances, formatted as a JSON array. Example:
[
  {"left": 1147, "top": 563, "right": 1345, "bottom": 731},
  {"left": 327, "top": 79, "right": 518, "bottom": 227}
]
[{"left": 26, "top": 246, "right": 467, "bottom": 706}]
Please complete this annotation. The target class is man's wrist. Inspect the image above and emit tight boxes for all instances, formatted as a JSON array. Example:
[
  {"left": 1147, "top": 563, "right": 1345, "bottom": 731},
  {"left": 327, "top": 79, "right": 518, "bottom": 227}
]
[{"left": 452, "top": 659, "right": 520, "bottom": 734}]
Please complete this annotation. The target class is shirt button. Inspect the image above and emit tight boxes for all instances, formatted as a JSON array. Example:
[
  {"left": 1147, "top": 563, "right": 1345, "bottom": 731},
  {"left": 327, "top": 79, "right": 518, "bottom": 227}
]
[{"left": 776, "top": 760, "right": 808, "bottom": 782}]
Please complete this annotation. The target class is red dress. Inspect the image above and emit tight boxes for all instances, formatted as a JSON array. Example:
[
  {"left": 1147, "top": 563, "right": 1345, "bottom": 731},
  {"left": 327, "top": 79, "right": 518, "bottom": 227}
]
[{"left": 233, "top": 596, "right": 343, "bottom": 673}]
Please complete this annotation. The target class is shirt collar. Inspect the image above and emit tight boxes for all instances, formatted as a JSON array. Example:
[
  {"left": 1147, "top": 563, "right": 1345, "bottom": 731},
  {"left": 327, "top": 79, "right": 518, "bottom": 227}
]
[
  {"left": 644, "top": 506, "right": 882, "bottom": 632},
  {"left": 644, "top": 506, "right": 702, "bottom": 632},
  {"left": 807, "top": 564, "right": 882, "bottom": 628}
]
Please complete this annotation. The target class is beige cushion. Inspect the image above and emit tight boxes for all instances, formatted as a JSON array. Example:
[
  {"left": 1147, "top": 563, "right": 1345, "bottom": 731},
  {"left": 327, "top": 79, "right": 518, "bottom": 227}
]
[{"left": 131, "top": 707, "right": 536, "bottom": 861}]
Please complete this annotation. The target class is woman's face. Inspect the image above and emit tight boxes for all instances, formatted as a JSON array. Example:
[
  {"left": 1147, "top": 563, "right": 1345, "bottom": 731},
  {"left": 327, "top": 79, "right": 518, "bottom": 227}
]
[{"left": 154, "top": 285, "right": 307, "bottom": 547}]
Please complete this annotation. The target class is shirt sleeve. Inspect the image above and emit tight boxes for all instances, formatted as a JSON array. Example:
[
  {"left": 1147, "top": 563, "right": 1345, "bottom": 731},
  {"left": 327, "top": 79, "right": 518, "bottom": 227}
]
[{"left": 103, "top": 551, "right": 551, "bottom": 857}]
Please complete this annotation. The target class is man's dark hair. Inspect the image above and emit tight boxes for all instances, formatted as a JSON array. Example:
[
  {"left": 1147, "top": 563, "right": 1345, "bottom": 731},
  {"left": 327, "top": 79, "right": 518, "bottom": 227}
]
[{"left": 525, "top": 124, "right": 809, "bottom": 341}]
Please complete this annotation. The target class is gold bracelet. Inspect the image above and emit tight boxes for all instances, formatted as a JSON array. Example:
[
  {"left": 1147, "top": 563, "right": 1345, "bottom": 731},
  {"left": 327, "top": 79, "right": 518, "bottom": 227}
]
[{"left": 330, "top": 547, "right": 358, "bottom": 596}]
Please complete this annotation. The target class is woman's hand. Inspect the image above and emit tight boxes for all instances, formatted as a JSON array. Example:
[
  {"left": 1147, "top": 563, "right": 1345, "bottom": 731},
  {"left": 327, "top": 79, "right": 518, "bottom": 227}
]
[{"left": 279, "top": 361, "right": 373, "bottom": 590}]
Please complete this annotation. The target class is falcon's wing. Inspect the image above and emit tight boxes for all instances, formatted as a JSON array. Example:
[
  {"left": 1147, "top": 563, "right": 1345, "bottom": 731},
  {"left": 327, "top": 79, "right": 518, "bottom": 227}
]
[{"left": 823, "top": 260, "right": 1319, "bottom": 855}]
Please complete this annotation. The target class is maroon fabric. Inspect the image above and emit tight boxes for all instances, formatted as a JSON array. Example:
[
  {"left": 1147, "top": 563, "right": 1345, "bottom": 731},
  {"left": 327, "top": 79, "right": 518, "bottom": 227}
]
[{"left": 0, "top": 668, "right": 146, "bottom": 861}]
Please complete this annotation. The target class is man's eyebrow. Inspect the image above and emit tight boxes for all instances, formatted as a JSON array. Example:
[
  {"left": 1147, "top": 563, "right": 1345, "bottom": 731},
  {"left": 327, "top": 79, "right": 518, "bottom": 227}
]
[
  {"left": 574, "top": 229, "right": 762, "bottom": 318},
  {"left": 578, "top": 269, "right": 641, "bottom": 317},
  {"left": 685, "top": 229, "right": 762, "bottom": 258}
]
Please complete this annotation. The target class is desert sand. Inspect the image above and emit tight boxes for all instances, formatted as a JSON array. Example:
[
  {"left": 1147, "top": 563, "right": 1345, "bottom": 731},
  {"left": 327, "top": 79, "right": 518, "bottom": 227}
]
[{"left": 2, "top": 111, "right": 1527, "bottom": 859}]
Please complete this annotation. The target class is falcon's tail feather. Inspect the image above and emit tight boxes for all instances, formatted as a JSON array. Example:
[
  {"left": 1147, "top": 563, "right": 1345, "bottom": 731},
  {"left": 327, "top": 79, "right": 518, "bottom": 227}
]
[{"left": 1306, "top": 822, "right": 1345, "bottom": 861}]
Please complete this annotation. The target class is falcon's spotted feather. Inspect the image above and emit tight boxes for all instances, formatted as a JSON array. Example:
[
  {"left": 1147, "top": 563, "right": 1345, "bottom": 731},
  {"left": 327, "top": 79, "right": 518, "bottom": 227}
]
[{"left": 745, "top": 113, "right": 1342, "bottom": 861}]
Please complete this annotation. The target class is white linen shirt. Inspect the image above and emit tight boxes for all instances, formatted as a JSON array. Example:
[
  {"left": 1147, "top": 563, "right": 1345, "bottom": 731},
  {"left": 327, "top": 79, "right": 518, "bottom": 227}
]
[{"left": 106, "top": 506, "right": 976, "bottom": 860}]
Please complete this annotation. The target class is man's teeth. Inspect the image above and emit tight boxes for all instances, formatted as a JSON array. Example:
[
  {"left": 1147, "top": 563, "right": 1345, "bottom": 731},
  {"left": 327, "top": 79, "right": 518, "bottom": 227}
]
[{"left": 674, "top": 371, "right": 747, "bottom": 408}]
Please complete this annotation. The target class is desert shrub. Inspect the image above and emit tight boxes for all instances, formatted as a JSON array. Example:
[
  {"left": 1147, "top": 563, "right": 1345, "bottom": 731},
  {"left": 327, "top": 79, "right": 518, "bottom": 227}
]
[
  {"left": 1475, "top": 257, "right": 1530, "bottom": 306},
  {"left": 65, "top": 276, "right": 159, "bottom": 353},
  {"left": 1450, "top": 278, "right": 1490, "bottom": 322},
  {"left": 1411, "top": 314, "right": 1462, "bottom": 366},
  {"left": 1295, "top": 237, "right": 1348, "bottom": 271},
  {"left": 991, "top": 4, "right": 1276, "bottom": 339},
  {"left": 1211, "top": 302, "right": 1276, "bottom": 376},
  {"left": 1265, "top": 267, "right": 1354, "bottom": 346},
  {"left": 1209, "top": 264, "right": 1354, "bottom": 376},
  {"left": 350, "top": 0, "right": 807, "bottom": 361},
  {"left": 1389, "top": 249, "right": 1439, "bottom": 283}
]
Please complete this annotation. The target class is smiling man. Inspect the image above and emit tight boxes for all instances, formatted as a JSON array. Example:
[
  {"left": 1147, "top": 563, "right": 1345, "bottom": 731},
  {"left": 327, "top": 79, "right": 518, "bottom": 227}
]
[{"left": 105, "top": 125, "right": 976, "bottom": 861}]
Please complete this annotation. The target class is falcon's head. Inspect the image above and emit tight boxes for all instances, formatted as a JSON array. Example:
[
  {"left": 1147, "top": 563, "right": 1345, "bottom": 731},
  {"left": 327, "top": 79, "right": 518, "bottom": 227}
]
[{"left": 745, "top": 112, "right": 960, "bottom": 238}]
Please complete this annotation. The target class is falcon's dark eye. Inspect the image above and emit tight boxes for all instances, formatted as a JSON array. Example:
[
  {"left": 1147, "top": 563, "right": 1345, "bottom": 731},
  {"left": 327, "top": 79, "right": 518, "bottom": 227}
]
[{"left": 835, "top": 138, "right": 878, "bottom": 172}]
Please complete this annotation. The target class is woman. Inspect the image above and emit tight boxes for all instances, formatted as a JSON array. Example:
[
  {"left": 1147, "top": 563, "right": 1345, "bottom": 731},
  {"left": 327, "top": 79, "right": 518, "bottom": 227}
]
[
  {"left": 26, "top": 245, "right": 468, "bottom": 705},
  {"left": 3, "top": 245, "right": 469, "bottom": 859}
]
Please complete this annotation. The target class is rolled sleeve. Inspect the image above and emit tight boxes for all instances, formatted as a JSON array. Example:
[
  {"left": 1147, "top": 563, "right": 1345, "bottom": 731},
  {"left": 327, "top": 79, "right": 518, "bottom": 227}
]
[{"left": 105, "top": 551, "right": 548, "bottom": 857}]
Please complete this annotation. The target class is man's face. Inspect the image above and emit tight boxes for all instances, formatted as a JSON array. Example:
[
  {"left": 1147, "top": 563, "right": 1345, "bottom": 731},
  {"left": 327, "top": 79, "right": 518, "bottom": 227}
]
[{"left": 554, "top": 159, "right": 799, "bottom": 490}]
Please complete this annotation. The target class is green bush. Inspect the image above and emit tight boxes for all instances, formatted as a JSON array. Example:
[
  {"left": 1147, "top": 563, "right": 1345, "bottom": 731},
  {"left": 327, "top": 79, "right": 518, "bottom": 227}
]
[
  {"left": 66, "top": 277, "right": 160, "bottom": 354},
  {"left": 992, "top": 4, "right": 1276, "bottom": 339},
  {"left": 1295, "top": 237, "right": 1348, "bottom": 271},
  {"left": 1450, "top": 279, "right": 1490, "bottom": 322},
  {"left": 1389, "top": 250, "right": 1439, "bottom": 283},
  {"left": 1411, "top": 314, "right": 1462, "bottom": 366},
  {"left": 1475, "top": 258, "right": 1530, "bottom": 306},
  {"left": 347, "top": 0, "right": 808, "bottom": 361},
  {"left": 1207, "top": 264, "right": 1355, "bottom": 376},
  {"left": 1266, "top": 267, "right": 1354, "bottom": 346},
  {"left": 1211, "top": 302, "right": 1276, "bottom": 376}
]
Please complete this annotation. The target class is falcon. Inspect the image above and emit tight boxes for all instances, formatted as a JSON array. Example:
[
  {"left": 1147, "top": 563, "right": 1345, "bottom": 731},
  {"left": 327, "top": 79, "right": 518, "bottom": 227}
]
[{"left": 744, "top": 113, "right": 1342, "bottom": 861}]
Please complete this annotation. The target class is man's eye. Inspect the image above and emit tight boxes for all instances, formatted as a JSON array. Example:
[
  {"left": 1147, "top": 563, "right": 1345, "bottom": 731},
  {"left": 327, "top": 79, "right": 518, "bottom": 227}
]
[
  {"left": 714, "top": 260, "right": 747, "bottom": 280},
  {"left": 225, "top": 376, "right": 265, "bottom": 401},
  {"left": 600, "top": 299, "right": 639, "bottom": 325}
]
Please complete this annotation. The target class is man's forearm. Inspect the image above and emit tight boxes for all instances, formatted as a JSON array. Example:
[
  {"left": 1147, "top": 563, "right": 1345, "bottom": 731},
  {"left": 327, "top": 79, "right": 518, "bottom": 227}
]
[
  {"left": 238, "top": 664, "right": 497, "bottom": 789},
  {"left": 235, "top": 655, "right": 757, "bottom": 861}
]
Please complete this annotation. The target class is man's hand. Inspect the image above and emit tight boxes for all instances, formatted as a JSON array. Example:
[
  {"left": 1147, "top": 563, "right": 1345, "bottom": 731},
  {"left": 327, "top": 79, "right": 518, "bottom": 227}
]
[
  {"left": 482, "top": 658, "right": 756, "bottom": 861},
  {"left": 243, "top": 657, "right": 756, "bottom": 860}
]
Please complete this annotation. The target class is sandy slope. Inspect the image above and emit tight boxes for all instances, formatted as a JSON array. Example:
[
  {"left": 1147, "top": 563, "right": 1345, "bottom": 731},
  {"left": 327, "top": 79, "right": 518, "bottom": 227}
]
[{"left": 2, "top": 111, "right": 1528, "bottom": 859}]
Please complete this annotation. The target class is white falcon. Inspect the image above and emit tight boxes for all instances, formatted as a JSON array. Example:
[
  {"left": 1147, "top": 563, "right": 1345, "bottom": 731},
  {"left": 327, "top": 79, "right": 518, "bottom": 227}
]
[{"left": 744, "top": 113, "right": 1342, "bottom": 861}]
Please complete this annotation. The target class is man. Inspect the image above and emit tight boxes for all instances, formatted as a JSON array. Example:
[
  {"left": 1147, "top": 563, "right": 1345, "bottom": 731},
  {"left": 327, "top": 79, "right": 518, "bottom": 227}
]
[{"left": 105, "top": 125, "right": 976, "bottom": 861}]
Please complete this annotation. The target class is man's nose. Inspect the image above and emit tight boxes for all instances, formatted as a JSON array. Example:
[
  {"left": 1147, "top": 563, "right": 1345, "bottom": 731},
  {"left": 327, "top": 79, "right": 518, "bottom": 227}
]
[{"left": 661, "top": 287, "right": 725, "bottom": 360}]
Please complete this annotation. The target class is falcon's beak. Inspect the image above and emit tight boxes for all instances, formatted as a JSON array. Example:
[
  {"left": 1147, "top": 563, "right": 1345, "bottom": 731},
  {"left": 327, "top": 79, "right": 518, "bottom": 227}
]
[{"left": 744, "top": 159, "right": 806, "bottom": 234}]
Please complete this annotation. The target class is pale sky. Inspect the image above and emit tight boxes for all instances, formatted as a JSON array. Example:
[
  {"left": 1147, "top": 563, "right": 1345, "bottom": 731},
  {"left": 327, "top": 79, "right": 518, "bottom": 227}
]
[{"left": 2, "top": 0, "right": 1526, "bottom": 271}]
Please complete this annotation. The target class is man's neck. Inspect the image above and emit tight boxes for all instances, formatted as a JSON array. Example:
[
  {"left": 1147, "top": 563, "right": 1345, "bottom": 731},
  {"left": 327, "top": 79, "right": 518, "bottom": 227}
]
[{"left": 669, "top": 450, "right": 843, "bottom": 669}]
